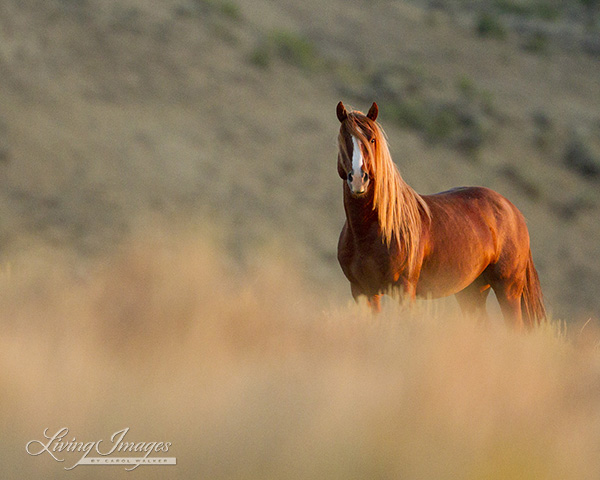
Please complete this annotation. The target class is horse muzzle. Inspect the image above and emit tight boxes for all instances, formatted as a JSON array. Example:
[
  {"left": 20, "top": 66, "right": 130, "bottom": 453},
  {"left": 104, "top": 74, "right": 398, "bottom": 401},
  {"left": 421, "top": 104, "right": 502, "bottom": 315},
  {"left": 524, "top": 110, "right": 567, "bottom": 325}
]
[{"left": 347, "top": 169, "right": 370, "bottom": 195}]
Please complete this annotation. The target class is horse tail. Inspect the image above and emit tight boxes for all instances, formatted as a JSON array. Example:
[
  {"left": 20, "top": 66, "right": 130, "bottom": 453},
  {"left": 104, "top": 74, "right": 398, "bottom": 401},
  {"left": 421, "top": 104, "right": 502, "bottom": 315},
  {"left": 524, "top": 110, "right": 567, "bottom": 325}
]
[{"left": 522, "top": 250, "right": 546, "bottom": 327}]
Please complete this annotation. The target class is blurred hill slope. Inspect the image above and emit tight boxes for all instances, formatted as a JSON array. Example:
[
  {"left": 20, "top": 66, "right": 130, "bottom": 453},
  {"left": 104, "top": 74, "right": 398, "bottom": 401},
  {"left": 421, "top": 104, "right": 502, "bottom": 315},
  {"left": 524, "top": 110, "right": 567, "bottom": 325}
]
[{"left": 1, "top": 0, "right": 599, "bottom": 319}]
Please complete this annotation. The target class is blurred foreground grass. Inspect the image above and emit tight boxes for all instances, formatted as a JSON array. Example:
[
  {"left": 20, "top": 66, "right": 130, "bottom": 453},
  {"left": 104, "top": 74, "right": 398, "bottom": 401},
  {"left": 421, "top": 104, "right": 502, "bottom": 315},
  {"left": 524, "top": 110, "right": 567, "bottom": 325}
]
[{"left": 0, "top": 229, "right": 599, "bottom": 479}]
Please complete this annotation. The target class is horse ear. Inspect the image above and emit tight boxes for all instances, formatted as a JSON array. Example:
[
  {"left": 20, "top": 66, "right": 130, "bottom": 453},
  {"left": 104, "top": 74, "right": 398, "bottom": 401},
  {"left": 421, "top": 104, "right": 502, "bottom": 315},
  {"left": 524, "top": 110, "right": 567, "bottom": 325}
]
[
  {"left": 367, "top": 102, "right": 378, "bottom": 121},
  {"left": 336, "top": 101, "right": 348, "bottom": 123}
]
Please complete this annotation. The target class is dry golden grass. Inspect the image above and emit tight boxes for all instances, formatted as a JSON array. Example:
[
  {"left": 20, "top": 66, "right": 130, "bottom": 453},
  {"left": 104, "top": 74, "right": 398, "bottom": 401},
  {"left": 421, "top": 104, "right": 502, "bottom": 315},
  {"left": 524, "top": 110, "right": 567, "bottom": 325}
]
[{"left": 1, "top": 229, "right": 600, "bottom": 479}]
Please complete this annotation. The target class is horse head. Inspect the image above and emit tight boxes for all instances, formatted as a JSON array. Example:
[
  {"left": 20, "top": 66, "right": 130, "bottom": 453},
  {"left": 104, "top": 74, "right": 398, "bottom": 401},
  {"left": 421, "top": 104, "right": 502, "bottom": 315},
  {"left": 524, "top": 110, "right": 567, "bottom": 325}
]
[{"left": 336, "top": 101, "right": 379, "bottom": 196}]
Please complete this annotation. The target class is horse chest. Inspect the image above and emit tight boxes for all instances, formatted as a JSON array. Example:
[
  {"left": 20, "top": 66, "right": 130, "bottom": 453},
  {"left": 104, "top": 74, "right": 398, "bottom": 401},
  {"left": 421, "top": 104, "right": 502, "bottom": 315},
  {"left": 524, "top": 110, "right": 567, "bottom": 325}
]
[{"left": 346, "top": 242, "right": 401, "bottom": 293}]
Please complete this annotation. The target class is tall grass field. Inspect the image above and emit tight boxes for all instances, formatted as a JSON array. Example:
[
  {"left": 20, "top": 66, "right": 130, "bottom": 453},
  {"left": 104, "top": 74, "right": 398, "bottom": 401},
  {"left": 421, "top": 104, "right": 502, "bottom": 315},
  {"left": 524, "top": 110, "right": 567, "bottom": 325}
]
[{"left": 1, "top": 229, "right": 599, "bottom": 479}]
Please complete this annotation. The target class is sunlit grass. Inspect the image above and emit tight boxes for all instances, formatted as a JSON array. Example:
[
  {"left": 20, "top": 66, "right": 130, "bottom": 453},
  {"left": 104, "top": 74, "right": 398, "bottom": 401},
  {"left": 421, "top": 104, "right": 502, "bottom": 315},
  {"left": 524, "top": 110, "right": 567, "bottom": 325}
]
[{"left": 1, "top": 232, "right": 599, "bottom": 479}]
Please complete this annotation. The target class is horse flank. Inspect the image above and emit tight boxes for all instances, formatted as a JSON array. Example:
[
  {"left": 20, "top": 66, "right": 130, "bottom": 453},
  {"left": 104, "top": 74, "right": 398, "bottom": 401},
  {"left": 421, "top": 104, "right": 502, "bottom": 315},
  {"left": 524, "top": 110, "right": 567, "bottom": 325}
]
[{"left": 342, "top": 112, "right": 431, "bottom": 277}]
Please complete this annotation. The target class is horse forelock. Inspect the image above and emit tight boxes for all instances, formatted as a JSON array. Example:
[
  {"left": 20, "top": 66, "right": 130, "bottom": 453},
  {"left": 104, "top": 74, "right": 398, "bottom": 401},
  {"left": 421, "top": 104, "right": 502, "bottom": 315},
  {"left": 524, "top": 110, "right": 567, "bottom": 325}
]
[
  {"left": 339, "top": 110, "right": 431, "bottom": 277},
  {"left": 338, "top": 113, "right": 374, "bottom": 169}
]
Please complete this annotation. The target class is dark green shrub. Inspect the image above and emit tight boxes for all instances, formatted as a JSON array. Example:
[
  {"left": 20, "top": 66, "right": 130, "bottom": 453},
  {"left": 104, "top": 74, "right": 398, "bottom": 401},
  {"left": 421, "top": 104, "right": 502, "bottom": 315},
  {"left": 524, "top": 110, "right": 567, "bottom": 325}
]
[
  {"left": 523, "top": 32, "right": 549, "bottom": 54},
  {"left": 476, "top": 13, "right": 507, "bottom": 39},
  {"left": 269, "top": 30, "right": 321, "bottom": 72},
  {"left": 249, "top": 46, "right": 271, "bottom": 69}
]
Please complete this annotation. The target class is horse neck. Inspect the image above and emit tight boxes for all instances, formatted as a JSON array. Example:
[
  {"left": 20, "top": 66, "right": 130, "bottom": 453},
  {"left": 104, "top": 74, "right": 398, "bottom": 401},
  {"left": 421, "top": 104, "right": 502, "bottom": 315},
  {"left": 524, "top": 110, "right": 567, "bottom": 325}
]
[
  {"left": 343, "top": 169, "right": 431, "bottom": 265},
  {"left": 343, "top": 185, "right": 379, "bottom": 238}
]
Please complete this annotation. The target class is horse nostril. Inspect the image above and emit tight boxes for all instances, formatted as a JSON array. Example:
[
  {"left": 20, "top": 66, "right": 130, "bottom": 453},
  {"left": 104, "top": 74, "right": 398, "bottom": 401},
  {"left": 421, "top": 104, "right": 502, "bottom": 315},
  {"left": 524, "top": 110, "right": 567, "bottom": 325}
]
[
  {"left": 347, "top": 172, "right": 353, "bottom": 182},
  {"left": 362, "top": 171, "right": 369, "bottom": 182}
]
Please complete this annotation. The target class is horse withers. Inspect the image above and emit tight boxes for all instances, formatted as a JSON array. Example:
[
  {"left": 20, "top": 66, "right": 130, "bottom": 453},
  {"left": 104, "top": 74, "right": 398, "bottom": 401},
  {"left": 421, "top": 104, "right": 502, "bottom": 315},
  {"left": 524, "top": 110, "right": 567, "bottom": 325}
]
[{"left": 336, "top": 101, "right": 546, "bottom": 329}]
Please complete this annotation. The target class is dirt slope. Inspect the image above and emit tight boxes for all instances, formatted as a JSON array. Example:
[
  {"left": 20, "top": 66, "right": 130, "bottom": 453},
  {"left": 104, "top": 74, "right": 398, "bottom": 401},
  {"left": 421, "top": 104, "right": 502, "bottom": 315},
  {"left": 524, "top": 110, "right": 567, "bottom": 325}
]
[{"left": 1, "top": 0, "right": 599, "bottom": 319}]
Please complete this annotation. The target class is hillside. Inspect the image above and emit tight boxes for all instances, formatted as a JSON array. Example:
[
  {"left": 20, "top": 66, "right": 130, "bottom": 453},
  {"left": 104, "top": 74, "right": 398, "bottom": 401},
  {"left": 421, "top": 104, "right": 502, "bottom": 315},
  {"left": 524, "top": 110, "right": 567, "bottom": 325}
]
[{"left": 1, "top": 0, "right": 599, "bottom": 319}]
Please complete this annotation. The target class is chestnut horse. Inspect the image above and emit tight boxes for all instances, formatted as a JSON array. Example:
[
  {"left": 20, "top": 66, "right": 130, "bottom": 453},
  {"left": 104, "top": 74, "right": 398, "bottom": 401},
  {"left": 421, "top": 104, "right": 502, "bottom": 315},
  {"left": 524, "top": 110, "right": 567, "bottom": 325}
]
[{"left": 336, "top": 101, "right": 546, "bottom": 328}]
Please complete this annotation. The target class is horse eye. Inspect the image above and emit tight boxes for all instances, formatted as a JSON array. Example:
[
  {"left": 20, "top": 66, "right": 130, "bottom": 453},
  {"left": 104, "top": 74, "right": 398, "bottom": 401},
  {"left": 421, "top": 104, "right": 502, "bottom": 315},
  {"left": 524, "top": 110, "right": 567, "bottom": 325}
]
[{"left": 370, "top": 138, "right": 376, "bottom": 144}]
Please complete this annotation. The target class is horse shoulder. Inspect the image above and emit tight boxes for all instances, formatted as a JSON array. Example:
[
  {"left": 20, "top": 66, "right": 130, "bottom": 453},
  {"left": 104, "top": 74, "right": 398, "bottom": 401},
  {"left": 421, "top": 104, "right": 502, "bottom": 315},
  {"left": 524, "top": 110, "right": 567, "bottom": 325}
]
[{"left": 337, "top": 222, "right": 357, "bottom": 280}]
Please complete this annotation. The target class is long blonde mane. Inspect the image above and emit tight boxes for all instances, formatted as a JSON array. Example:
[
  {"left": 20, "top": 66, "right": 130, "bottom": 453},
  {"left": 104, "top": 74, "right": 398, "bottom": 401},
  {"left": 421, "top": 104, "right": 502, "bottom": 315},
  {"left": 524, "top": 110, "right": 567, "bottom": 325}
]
[{"left": 344, "top": 112, "right": 431, "bottom": 276}]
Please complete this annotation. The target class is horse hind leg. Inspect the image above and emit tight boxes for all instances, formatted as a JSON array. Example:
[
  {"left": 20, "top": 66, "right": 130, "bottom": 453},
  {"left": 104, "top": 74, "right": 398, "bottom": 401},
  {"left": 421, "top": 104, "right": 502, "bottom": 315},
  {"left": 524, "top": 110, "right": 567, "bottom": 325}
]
[
  {"left": 491, "top": 281, "right": 525, "bottom": 331},
  {"left": 455, "top": 278, "right": 491, "bottom": 323}
]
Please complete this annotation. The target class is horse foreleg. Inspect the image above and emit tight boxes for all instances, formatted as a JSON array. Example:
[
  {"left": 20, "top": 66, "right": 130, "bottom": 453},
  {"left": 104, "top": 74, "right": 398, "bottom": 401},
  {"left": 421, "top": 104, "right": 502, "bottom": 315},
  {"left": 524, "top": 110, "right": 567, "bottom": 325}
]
[
  {"left": 351, "top": 283, "right": 382, "bottom": 314},
  {"left": 394, "top": 277, "right": 417, "bottom": 306},
  {"left": 367, "top": 294, "right": 382, "bottom": 313}
]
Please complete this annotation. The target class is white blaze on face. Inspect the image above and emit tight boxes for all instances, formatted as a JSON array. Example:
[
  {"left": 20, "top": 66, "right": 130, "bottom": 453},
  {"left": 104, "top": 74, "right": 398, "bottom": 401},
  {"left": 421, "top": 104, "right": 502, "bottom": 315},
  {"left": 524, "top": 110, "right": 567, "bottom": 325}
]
[
  {"left": 351, "top": 136, "right": 363, "bottom": 174},
  {"left": 349, "top": 135, "right": 368, "bottom": 193}
]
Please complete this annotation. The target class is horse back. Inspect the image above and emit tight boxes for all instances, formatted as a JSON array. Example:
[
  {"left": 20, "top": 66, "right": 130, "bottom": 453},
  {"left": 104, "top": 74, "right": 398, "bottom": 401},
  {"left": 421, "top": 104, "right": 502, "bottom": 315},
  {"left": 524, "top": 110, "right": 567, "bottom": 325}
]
[{"left": 423, "top": 186, "right": 528, "bottom": 246}]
